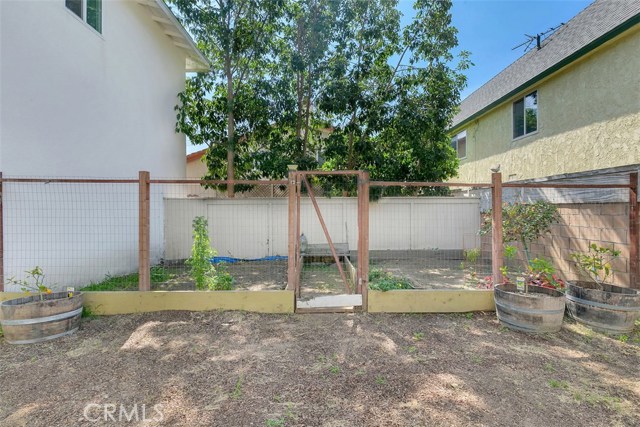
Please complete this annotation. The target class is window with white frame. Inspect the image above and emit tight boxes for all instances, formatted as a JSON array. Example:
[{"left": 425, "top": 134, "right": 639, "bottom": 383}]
[
  {"left": 451, "top": 130, "right": 467, "bottom": 159},
  {"left": 513, "top": 90, "right": 537, "bottom": 139},
  {"left": 66, "top": 0, "right": 102, "bottom": 33}
]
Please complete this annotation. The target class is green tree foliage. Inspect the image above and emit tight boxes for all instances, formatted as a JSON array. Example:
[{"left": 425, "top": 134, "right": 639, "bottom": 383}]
[{"left": 172, "top": 0, "right": 470, "bottom": 194}]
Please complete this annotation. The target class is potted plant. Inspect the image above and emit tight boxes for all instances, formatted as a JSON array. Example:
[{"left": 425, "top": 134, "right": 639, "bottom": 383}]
[
  {"left": 480, "top": 201, "right": 566, "bottom": 333},
  {"left": 0, "top": 267, "right": 84, "bottom": 344},
  {"left": 568, "top": 244, "right": 640, "bottom": 334}
]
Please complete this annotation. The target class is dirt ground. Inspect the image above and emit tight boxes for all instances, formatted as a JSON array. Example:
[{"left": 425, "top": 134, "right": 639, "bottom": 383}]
[
  {"left": 156, "top": 261, "right": 288, "bottom": 291},
  {"left": 1, "top": 312, "right": 639, "bottom": 427},
  {"left": 370, "top": 258, "right": 490, "bottom": 290}
]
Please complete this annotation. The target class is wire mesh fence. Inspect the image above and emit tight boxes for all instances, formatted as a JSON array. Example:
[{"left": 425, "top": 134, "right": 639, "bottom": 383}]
[
  {"left": 2, "top": 178, "right": 139, "bottom": 292},
  {"left": 366, "top": 184, "right": 490, "bottom": 291},
  {"left": 477, "top": 180, "right": 637, "bottom": 290},
  {"left": 150, "top": 180, "right": 289, "bottom": 292},
  {"left": 0, "top": 172, "right": 636, "bottom": 296}
]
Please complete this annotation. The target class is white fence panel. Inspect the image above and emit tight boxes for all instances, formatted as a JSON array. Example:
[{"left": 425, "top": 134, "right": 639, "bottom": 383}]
[{"left": 164, "top": 197, "right": 481, "bottom": 260}]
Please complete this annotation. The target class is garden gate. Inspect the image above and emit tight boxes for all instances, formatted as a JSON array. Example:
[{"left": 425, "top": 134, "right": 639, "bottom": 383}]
[{"left": 287, "top": 171, "right": 369, "bottom": 312}]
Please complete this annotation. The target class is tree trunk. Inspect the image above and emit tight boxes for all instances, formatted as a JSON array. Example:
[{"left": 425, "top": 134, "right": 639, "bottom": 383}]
[
  {"left": 302, "top": 67, "right": 313, "bottom": 156},
  {"left": 225, "top": 55, "right": 235, "bottom": 198}
]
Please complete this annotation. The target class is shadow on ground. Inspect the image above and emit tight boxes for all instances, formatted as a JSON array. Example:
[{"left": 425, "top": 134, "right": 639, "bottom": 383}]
[{"left": 0, "top": 311, "right": 638, "bottom": 426}]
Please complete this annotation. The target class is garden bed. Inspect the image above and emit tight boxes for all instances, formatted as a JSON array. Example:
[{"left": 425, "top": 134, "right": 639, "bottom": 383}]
[
  {"left": 0, "top": 311, "right": 638, "bottom": 426},
  {"left": 82, "top": 261, "right": 288, "bottom": 292}
]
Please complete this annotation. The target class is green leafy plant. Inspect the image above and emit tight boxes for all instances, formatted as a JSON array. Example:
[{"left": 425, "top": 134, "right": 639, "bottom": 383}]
[
  {"left": 571, "top": 244, "right": 621, "bottom": 289},
  {"left": 368, "top": 270, "right": 412, "bottom": 291},
  {"left": 525, "top": 257, "right": 565, "bottom": 291},
  {"left": 7, "top": 266, "right": 52, "bottom": 301},
  {"left": 186, "top": 216, "right": 233, "bottom": 290},
  {"left": 479, "top": 202, "right": 562, "bottom": 292},
  {"left": 480, "top": 201, "right": 560, "bottom": 265}
]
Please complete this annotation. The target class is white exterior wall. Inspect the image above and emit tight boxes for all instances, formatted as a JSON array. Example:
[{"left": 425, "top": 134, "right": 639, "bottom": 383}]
[
  {"left": 0, "top": 0, "right": 187, "bottom": 178},
  {"left": 164, "top": 197, "right": 481, "bottom": 261},
  {"left": 0, "top": 1, "right": 193, "bottom": 290}
]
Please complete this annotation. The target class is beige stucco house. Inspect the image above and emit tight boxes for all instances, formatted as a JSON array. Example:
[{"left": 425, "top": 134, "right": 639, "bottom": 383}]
[{"left": 450, "top": 0, "right": 640, "bottom": 183}]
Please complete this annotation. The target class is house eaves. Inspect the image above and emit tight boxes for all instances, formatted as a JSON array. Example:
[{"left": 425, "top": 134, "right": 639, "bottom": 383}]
[
  {"left": 136, "top": 0, "right": 210, "bottom": 72},
  {"left": 450, "top": 0, "right": 640, "bottom": 134}
]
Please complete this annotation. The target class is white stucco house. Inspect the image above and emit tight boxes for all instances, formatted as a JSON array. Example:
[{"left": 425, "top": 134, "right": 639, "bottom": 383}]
[
  {"left": 0, "top": 0, "right": 208, "bottom": 177},
  {"left": 0, "top": 0, "right": 209, "bottom": 291}
]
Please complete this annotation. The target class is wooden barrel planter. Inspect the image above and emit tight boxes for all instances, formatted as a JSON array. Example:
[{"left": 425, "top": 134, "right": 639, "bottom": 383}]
[
  {"left": 494, "top": 284, "right": 565, "bottom": 333},
  {"left": 566, "top": 281, "right": 640, "bottom": 334},
  {"left": 0, "top": 292, "right": 83, "bottom": 344}
]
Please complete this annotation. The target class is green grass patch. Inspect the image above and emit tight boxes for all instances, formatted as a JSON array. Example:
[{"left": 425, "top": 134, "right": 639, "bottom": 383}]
[{"left": 83, "top": 266, "right": 175, "bottom": 291}]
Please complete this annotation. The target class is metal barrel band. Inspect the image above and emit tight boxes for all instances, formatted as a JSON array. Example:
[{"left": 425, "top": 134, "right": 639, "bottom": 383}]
[
  {"left": 5, "top": 327, "right": 79, "bottom": 345},
  {"left": 565, "top": 294, "right": 640, "bottom": 312},
  {"left": 494, "top": 299, "right": 565, "bottom": 315},
  {"left": 0, "top": 307, "right": 83, "bottom": 326},
  {"left": 567, "top": 313, "right": 635, "bottom": 334},
  {"left": 496, "top": 315, "right": 557, "bottom": 333}
]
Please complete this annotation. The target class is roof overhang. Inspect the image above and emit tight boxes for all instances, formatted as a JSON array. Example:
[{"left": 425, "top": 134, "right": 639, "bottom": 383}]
[{"left": 136, "top": 0, "right": 210, "bottom": 72}]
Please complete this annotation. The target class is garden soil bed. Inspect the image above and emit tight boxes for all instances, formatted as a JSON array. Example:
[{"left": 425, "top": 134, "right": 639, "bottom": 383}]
[{"left": 0, "top": 312, "right": 638, "bottom": 426}]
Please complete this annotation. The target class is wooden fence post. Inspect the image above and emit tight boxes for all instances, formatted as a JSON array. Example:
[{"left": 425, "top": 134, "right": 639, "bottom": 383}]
[
  {"left": 138, "top": 171, "right": 151, "bottom": 291},
  {"left": 630, "top": 172, "right": 638, "bottom": 289},
  {"left": 0, "top": 172, "right": 4, "bottom": 292},
  {"left": 287, "top": 171, "right": 297, "bottom": 292},
  {"left": 358, "top": 171, "right": 370, "bottom": 311},
  {"left": 491, "top": 172, "right": 503, "bottom": 286}
]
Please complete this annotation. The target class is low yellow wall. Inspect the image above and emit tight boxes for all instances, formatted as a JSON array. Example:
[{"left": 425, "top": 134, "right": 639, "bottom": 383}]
[
  {"left": 368, "top": 290, "right": 495, "bottom": 313},
  {"left": 0, "top": 291, "right": 295, "bottom": 315},
  {"left": 2, "top": 290, "right": 493, "bottom": 314}
]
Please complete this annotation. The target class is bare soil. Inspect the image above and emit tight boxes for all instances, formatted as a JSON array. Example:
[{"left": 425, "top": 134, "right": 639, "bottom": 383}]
[
  {"left": 156, "top": 261, "right": 288, "bottom": 291},
  {"left": 371, "top": 258, "right": 490, "bottom": 290},
  {"left": 1, "top": 312, "right": 639, "bottom": 427}
]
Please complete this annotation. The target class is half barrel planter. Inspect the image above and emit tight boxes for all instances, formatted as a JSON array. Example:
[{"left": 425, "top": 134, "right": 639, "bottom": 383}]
[
  {"left": 566, "top": 281, "right": 640, "bottom": 334},
  {"left": 0, "top": 292, "right": 83, "bottom": 344},
  {"left": 494, "top": 284, "right": 566, "bottom": 333}
]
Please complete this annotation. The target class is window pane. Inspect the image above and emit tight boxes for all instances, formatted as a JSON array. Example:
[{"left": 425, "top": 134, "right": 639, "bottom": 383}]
[
  {"left": 513, "top": 98, "right": 524, "bottom": 138},
  {"left": 87, "top": 0, "right": 102, "bottom": 33},
  {"left": 525, "top": 91, "right": 537, "bottom": 134},
  {"left": 451, "top": 137, "right": 457, "bottom": 151},
  {"left": 66, "top": 0, "right": 82, "bottom": 18},
  {"left": 457, "top": 136, "right": 466, "bottom": 158}
]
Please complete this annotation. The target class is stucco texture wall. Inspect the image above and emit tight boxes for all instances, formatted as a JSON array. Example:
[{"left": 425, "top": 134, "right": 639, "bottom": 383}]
[{"left": 455, "top": 27, "right": 640, "bottom": 183}]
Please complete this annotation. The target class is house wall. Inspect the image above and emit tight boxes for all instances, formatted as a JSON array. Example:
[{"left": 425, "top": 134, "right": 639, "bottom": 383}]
[
  {"left": 0, "top": 1, "right": 191, "bottom": 291},
  {"left": 454, "top": 27, "right": 640, "bottom": 183},
  {"left": 164, "top": 197, "right": 481, "bottom": 261},
  {"left": 0, "top": 0, "right": 187, "bottom": 178}
]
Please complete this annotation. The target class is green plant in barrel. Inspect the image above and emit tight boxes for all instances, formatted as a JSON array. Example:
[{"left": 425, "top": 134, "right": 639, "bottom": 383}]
[
  {"left": 7, "top": 266, "right": 52, "bottom": 301},
  {"left": 186, "top": 216, "right": 233, "bottom": 290},
  {"left": 480, "top": 201, "right": 562, "bottom": 291},
  {"left": 571, "top": 244, "right": 621, "bottom": 290}
]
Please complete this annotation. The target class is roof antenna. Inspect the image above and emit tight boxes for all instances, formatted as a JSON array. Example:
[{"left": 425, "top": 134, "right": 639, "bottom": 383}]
[{"left": 512, "top": 23, "right": 565, "bottom": 52}]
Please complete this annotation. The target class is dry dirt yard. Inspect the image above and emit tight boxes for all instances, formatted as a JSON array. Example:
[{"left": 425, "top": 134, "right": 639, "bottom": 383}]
[{"left": 0, "top": 311, "right": 639, "bottom": 427}]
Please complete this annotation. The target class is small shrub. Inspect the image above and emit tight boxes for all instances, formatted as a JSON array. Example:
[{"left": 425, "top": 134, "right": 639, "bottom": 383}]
[
  {"left": 186, "top": 216, "right": 233, "bottom": 290},
  {"left": 480, "top": 201, "right": 560, "bottom": 265},
  {"left": 7, "top": 267, "right": 52, "bottom": 301},
  {"left": 369, "top": 270, "right": 412, "bottom": 291},
  {"left": 571, "top": 243, "right": 621, "bottom": 289}
]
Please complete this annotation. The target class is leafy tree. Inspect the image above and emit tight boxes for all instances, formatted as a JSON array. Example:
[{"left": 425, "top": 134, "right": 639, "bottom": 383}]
[
  {"left": 171, "top": 0, "right": 285, "bottom": 196},
  {"left": 173, "top": 0, "right": 471, "bottom": 194}
]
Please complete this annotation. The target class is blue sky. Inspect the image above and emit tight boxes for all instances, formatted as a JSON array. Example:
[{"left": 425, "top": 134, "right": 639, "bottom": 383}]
[
  {"left": 187, "top": 0, "right": 592, "bottom": 153},
  {"left": 426, "top": 0, "right": 592, "bottom": 99}
]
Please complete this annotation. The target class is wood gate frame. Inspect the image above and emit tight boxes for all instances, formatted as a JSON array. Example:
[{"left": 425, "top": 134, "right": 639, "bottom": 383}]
[{"left": 286, "top": 170, "right": 370, "bottom": 310}]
